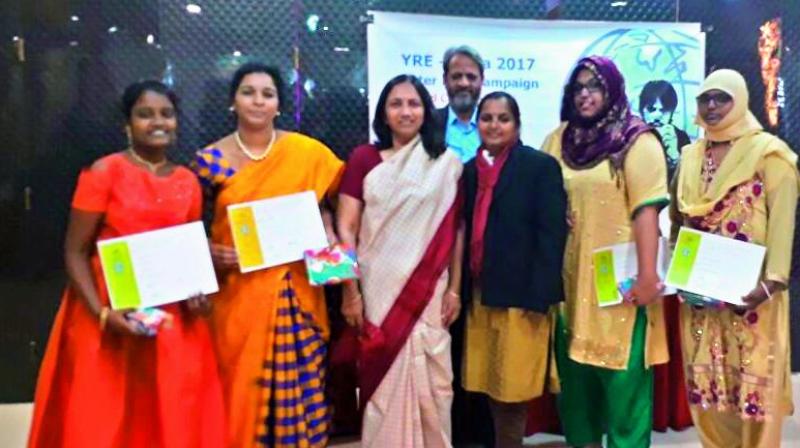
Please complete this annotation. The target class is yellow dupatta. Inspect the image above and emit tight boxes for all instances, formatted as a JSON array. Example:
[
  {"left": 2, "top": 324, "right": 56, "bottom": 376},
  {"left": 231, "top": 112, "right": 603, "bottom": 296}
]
[{"left": 678, "top": 69, "right": 799, "bottom": 217}]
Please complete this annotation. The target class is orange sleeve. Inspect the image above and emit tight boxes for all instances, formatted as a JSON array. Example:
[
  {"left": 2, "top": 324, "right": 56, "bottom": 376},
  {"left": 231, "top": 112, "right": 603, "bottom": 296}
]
[
  {"left": 71, "top": 160, "right": 113, "bottom": 212},
  {"left": 188, "top": 176, "right": 203, "bottom": 221}
]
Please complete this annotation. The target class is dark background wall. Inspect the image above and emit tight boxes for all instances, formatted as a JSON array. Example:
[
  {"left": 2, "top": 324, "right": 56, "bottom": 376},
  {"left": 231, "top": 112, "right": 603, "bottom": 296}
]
[{"left": 1, "top": 0, "right": 797, "bottom": 402}]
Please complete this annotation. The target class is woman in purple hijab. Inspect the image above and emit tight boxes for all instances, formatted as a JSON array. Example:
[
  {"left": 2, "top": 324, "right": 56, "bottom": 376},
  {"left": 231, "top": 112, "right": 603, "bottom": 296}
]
[{"left": 541, "top": 56, "right": 670, "bottom": 447}]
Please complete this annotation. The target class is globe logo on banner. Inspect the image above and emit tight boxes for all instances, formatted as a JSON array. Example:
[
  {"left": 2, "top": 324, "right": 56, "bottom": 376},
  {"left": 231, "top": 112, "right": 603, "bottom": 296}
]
[{"left": 581, "top": 28, "right": 703, "bottom": 140}]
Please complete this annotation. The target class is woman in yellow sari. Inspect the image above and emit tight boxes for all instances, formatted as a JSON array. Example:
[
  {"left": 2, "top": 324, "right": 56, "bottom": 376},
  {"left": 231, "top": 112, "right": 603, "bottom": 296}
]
[
  {"left": 671, "top": 69, "right": 799, "bottom": 448},
  {"left": 193, "top": 63, "right": 343, "bottom": 448}
]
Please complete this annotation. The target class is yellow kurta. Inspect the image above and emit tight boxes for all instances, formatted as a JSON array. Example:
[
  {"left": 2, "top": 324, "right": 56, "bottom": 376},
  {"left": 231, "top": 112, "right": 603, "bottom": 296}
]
[
  {"left": 673, "top": 134, "right": 798, "bottom": 426},
  {"left": 543, "top": 123, "right": 669, "bottom": 370}
]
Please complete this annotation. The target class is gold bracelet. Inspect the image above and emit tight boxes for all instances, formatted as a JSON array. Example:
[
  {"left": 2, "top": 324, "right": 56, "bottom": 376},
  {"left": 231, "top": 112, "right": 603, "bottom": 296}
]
[{"left": 99, "top": 307, "right": 111, "bottom": 331}]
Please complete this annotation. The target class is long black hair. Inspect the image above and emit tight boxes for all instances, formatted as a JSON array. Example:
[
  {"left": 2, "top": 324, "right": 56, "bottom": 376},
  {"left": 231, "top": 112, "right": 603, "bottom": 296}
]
[{"left": 372, "top": 74, "right": 445, "bottom": 158}]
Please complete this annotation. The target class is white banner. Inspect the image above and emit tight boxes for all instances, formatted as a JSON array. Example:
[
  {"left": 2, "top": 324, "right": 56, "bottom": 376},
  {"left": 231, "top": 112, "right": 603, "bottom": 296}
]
[{"left": 367, "top": 12, "right": 705, "bottom": 150}]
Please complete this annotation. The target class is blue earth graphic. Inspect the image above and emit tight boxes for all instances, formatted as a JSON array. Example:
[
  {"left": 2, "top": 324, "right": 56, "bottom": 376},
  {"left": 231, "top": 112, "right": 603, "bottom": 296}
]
[{"left": 581, "top": 28, "right": 704, "bottom": 139}]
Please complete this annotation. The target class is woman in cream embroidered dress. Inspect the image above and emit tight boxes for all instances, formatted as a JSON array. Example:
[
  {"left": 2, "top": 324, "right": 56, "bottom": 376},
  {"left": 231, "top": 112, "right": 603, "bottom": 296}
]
[{"left": 671, "top": 69, "right": 799, "bottom": 448}]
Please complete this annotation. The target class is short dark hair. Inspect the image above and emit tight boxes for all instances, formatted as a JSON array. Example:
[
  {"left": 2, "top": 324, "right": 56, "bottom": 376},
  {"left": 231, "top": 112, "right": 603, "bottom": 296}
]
[
  {"left": 639, "top": 80, "right": 678, "bottom": 116},
  {"left": 443, "top": 45, "right": 485, "bottom": 78},
  {"left": 121, "top": 80, "right": 178, "bottom": 119},
  {"left": 477, "top": 91, "right": 521, "bottom": 129},
  {"left": 372, "top": 74, "right": 445, "bottom": 158},
  {"left": 229, "top": 62, "right": 285, "bottom": 107}
]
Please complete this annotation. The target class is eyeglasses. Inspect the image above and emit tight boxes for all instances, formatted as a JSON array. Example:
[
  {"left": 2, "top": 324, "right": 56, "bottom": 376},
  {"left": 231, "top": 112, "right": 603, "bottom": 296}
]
[
  {"left": 697, "top": 92, "right": 732, "bottom": 106},
  {"left": 572, "top": 78, "right": 603, "bottom": 94}
]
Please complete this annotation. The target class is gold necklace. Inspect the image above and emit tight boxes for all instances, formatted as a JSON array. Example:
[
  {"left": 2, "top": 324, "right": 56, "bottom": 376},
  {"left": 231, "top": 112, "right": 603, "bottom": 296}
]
[
  {"left": 128, "top": 148, "right": 167, "bottom": 173},
  {"left": 235, "top": 130, "right": 276, "bottom": 161}
]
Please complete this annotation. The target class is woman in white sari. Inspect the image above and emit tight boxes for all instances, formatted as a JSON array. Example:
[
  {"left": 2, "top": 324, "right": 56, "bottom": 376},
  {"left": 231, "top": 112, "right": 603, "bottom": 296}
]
[{"left": 337, "top": 74, "right": 464, "bottom": 447}]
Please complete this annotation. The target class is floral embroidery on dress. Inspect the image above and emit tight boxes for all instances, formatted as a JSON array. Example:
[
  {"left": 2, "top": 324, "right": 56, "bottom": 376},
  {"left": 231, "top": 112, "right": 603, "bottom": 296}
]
[
  {"left": 744, "top": 391, "right": 766, "bottom": 418},
  {"left": 682, "top": 168, "right": 774, "bottom": 421},
  {"left": 684, "top": 279, "right": 772, "bottom": 419},
  {"left": 687, "top": 174, "right": 763, "bottom": 241}
]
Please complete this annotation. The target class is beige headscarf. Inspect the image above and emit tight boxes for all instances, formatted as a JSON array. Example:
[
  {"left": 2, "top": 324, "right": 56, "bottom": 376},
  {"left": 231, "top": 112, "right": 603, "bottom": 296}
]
[
  {"left": 694, "top": 69, "right": 762, "bottom": 142},
  {"left": 678, "top": 69, "right": 799, "bottom": 217}
]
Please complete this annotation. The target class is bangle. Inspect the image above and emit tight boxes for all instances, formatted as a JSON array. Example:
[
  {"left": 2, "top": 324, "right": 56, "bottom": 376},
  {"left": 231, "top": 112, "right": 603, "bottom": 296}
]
[
  {"left": 760, "top": 281, "right": 772, "bottom": 300},
  {"left": 99, "top": 307, "right": 111, "bottom": 331},
  {"left": 446, "top": 290, "right": 460, "bottom": 298}
]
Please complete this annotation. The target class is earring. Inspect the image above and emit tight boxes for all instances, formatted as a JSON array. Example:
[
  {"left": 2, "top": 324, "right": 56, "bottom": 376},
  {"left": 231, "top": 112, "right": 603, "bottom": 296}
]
[
  {"left": 125, "top": 126, "right": 132, "bottom": 147},
  {"left": 276, "top": 111, "right": 281, "bottom": 116},
  {"left": 228, "top": 106, "right": 235, "bottom": 113}
]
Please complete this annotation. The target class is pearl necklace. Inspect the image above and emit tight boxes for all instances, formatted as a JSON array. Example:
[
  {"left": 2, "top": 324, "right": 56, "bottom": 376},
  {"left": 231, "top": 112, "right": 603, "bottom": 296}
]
[
  {"left": 235, "top": 130, "right": 276, "bottom": 161},
  {"left": 128, "top": 148, "right": 167, "bottom": 173}
]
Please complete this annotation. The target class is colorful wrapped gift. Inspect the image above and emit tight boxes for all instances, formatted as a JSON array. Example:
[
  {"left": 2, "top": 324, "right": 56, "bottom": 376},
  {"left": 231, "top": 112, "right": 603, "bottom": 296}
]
[
  {"left": 678, "top": 291, "right": 727, "bottom": 309},
  {"left": 617, "top": 276, "right": 635, "bottom": 299},
  {"left": 124, "top": 308, "right": 173, "bottom": 336},
  {"left": 303, "top": 243, "right": 360, "bottom": 286}
]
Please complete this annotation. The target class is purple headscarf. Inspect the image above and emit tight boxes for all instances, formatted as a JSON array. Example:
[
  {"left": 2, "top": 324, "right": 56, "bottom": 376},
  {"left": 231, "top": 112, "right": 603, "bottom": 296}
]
[{"left": 560, "top": 56, "right": 653, "bottom": 171}]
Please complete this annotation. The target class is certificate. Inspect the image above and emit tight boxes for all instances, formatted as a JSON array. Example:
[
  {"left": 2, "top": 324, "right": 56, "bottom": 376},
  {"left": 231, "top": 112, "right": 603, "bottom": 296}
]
[
  {"left": 592, "top": 238, "right": 673, "bottom": 307},
  {"left": 97, "top": 221, "right": 219, "bottom": 310},
  {"left": 227, "top": 191, "right": 329, "bottom": 273},
  {"left": 665, "top": 227, "right": 766, "bottom": 305}
]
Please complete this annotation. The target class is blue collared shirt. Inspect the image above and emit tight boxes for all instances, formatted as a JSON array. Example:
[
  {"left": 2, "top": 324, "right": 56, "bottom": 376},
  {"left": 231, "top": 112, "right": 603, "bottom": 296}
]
[{"left": 445, "top": 107, "right": 480, "bottom": 163}]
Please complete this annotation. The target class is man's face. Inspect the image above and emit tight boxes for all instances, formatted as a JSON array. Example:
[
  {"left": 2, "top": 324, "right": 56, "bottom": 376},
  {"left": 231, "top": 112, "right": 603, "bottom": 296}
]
[
  {"left": 643, "top": 98, "right": 672, "bottom": 126},
  {"left": 444, "top": 54, "right": 483, "bottom": 115}
]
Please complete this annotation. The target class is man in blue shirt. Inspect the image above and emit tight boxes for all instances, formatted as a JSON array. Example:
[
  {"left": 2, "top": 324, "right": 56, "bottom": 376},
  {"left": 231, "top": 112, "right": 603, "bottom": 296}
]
[
  {"left": 438, "top": 48, "right": 493, "bottom": 448},
  {"left": 436, "top": 46, "right": 484, "bottom": 163}
]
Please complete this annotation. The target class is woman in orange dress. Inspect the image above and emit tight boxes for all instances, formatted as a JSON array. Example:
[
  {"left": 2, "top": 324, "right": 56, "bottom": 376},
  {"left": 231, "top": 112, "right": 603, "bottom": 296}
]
[
  {"left": 28, "top": 80, "right": 226, "bottom": 448},
  {"left": 194, "top": 63, "right": 343, "bottom": 447}
]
